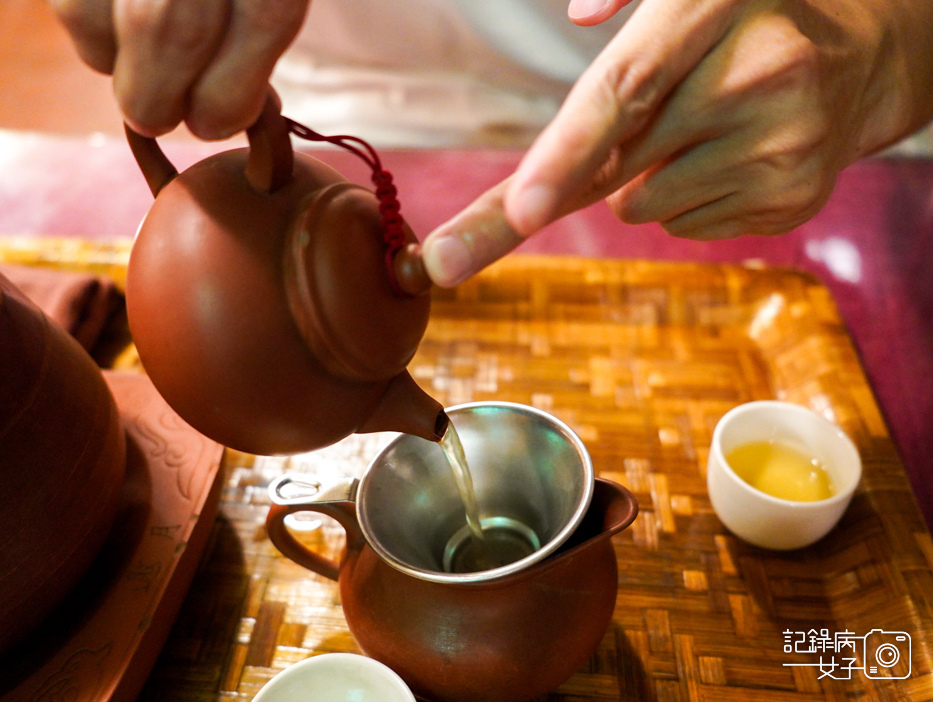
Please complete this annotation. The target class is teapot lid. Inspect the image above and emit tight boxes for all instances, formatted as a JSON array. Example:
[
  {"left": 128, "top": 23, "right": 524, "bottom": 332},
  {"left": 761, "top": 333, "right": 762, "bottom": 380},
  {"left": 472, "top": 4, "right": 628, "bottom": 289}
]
[{"left": 284, "top": 181, "right": 431, "bottom": 382}]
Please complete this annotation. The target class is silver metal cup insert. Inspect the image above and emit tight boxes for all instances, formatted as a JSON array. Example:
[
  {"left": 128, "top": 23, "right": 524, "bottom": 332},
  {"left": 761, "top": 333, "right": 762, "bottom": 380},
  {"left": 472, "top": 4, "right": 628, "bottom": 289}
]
[{"left": 356, "top": 402, "right": 594, "bottom": 583}]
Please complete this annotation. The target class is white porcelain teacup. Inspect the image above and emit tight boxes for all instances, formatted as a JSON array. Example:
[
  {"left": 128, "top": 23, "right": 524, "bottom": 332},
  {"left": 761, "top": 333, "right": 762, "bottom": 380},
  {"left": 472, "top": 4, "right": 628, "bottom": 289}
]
[
  {"left": 707, "top": 401, "right": 862, "bottom": 550},
  {"left": 252, "top": 653, "right": 416, "bottom": 702}
]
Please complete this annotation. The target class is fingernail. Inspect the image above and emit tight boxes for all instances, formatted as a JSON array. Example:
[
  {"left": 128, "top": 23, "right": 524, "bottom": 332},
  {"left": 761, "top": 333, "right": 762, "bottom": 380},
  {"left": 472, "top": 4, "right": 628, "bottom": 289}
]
[
  {"left": 568, "top": 0, "right": 610, "bottom": 21},
  {"left": 423, "top": 236, "right": 473, "bottom": 287},
  {"left": 508, "top": 183, "right": 557, "bottom": 236}
]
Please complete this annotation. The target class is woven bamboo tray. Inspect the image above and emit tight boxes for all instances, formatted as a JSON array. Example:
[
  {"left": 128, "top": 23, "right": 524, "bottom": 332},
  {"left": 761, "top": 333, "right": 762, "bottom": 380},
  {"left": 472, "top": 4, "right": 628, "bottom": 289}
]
[{"left": 3, "top": 237, "right": 931, "bottom": 701}]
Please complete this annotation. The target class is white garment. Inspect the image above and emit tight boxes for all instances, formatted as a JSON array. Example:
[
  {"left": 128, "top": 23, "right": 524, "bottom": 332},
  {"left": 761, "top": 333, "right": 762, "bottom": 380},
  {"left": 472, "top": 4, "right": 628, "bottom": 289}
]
[
  {"left": 273, "top": 0, "right": 638, "bottom": 146},
  {"left": 273, "top": 1, "right": 933, "bottom": 153}
]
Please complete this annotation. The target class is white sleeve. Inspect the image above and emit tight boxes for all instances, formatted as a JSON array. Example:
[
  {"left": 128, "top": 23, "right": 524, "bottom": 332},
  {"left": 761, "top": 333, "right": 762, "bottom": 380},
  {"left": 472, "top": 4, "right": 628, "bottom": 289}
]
[{"left": 274, "top": 0, "right": 637, "bottom": 146}]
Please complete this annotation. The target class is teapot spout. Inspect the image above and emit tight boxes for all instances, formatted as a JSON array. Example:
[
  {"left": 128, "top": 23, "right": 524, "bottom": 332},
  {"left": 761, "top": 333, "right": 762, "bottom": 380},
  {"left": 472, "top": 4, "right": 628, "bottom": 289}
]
[{"left": 359, "top": 371, "right": 449, "bottom": 442}]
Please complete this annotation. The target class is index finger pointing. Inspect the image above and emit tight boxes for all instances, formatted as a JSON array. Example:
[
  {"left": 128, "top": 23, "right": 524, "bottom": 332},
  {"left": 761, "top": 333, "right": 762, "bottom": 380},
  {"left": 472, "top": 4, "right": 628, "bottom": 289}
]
[{"left": 505, "top": 0, "right": 742, "bottom": 236}]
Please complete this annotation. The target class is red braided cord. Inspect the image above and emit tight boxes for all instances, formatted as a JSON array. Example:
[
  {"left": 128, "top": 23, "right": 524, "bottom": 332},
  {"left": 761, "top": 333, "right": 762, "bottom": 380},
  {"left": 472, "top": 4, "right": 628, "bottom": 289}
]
[{"left": 285, "top": 118, "right": 409, "bottom": 296}]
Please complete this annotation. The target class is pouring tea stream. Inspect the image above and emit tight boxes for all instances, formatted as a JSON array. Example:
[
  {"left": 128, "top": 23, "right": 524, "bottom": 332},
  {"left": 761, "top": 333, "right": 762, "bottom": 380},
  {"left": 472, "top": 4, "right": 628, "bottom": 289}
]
[
  {"left": 124, "top": 99, "right": 643, "bottom": 701},
  {"left": 124, "top": 93, "right": 510, "bottom": 575}
]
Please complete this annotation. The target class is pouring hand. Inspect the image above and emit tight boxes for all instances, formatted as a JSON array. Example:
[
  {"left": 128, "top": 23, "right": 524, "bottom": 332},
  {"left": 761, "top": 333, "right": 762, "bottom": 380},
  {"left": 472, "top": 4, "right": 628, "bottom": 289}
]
[
  {"left": 422, "top": 0, "right": 933, "bottom": 287},
  {"left": 49, "top": 0, "right": 311, "bottom": 139}
]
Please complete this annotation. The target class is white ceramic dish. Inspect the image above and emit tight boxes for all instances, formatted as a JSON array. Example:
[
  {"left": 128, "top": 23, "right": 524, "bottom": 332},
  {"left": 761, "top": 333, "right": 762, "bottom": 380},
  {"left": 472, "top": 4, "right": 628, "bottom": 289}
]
[{"left": 253, "top": 653, "right": 416, "bottom": 702}]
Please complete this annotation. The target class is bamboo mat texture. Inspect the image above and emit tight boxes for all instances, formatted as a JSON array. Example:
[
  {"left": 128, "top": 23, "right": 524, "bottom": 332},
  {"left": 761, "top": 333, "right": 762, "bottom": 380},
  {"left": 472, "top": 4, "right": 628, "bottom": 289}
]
[{"left": 2, "top": 237, "right": 931, "bottom": 701}]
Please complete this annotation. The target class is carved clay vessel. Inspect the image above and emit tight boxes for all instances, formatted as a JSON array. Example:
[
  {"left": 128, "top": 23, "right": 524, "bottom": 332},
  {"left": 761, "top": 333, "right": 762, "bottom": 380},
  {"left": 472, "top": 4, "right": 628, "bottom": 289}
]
[
  {"left": 125, "top": 97, "right": 446, "bottom": 455},
  {"left": 267, "top": 478, "right": 638, "bottom": 702},
  {"left": 0, "top": 272, "right": 126, "bottom": 657}
]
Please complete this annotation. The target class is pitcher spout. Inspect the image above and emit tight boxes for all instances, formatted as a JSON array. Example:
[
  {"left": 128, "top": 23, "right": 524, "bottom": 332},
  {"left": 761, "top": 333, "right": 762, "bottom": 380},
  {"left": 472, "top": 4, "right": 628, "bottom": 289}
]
[
  {"left": 594, "top": 478, "right": 640, "bottom": 536},
  {"left": 555, "top": 478, "right": 639, "bottom": 555},
  {"left": 358, "top": 371, "right": 449, "bottom": 442}
]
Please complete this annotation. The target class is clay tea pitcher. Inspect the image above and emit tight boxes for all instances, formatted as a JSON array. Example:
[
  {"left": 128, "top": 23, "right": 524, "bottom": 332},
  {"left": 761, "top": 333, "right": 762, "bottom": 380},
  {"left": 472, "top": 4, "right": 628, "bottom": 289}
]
[
  {"left": 125, "top": 97, "right": 446, "bottom": 455},
  {"left": 266, "top": 403, "right": 639, "bottom": 702}
]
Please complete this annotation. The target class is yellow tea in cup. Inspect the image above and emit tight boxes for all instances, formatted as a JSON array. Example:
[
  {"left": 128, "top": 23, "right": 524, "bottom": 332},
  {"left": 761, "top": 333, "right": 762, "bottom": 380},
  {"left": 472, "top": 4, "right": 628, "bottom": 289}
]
[{"left": 726, "top": 440, "right": 835, "bottom": 502}]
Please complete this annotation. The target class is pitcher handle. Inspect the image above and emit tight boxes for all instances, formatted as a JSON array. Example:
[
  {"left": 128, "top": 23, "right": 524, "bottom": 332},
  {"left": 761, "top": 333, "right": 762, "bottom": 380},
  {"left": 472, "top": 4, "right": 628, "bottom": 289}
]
[
  {"left": 125, "top": 90, "right": 293, "bottom": 197},
  {"left": 265, "top": 474, "right": 365, "bottom": 582}
]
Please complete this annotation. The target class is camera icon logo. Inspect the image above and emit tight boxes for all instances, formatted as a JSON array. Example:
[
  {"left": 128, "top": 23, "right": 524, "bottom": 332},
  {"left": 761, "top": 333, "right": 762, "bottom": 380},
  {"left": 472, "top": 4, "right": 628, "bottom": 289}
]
[{"left": 863, "top": 629, "right": 911, "bottom": 679}]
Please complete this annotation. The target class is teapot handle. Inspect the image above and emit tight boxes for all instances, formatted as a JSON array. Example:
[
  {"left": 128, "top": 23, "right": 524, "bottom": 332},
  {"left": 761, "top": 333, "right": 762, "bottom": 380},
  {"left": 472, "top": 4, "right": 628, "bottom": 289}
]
[
  {"left": 124, "top": 125, "right": 178, "bottom": 197},
  {"left": 265, "top": 475, "right": 366, "bottom": 582},
  {"left": 125, "top": 92, "right": 294, "bottom": 197},
  {"left": 243, "top": 93, "right": 294, "bottom": 193}
]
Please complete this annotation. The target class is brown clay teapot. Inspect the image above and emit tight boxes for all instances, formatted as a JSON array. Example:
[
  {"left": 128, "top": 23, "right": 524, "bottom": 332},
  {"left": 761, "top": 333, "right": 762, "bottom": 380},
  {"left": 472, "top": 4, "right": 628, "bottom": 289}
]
[
  {"left": 125, "top": 97, "right": 447, "bottom": 456},
  {"left": 0, "top": 272, "right": 126, "bottom": 657}
]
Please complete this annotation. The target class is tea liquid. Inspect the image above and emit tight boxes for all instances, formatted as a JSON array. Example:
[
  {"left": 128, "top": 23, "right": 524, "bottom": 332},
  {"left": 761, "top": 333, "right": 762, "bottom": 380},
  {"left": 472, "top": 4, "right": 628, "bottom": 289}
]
[
  {"left": 439, "top": 422, "right": 484, "bottom": 541},
  {"left": 726, "top": 440, "right": 835, "bottom": 502},
  {"left": 444, "top": 518, "right": 540, "bottom": 573},
  {"left": 439, "top": 423, "right": 538, "bottom": 573}
]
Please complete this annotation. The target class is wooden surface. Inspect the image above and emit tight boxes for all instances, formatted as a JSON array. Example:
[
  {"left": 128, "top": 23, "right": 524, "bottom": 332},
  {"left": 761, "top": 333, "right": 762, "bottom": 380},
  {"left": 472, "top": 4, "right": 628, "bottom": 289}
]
[{"left": 3, "top": 237, "right": 932, "bottom": 701}]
